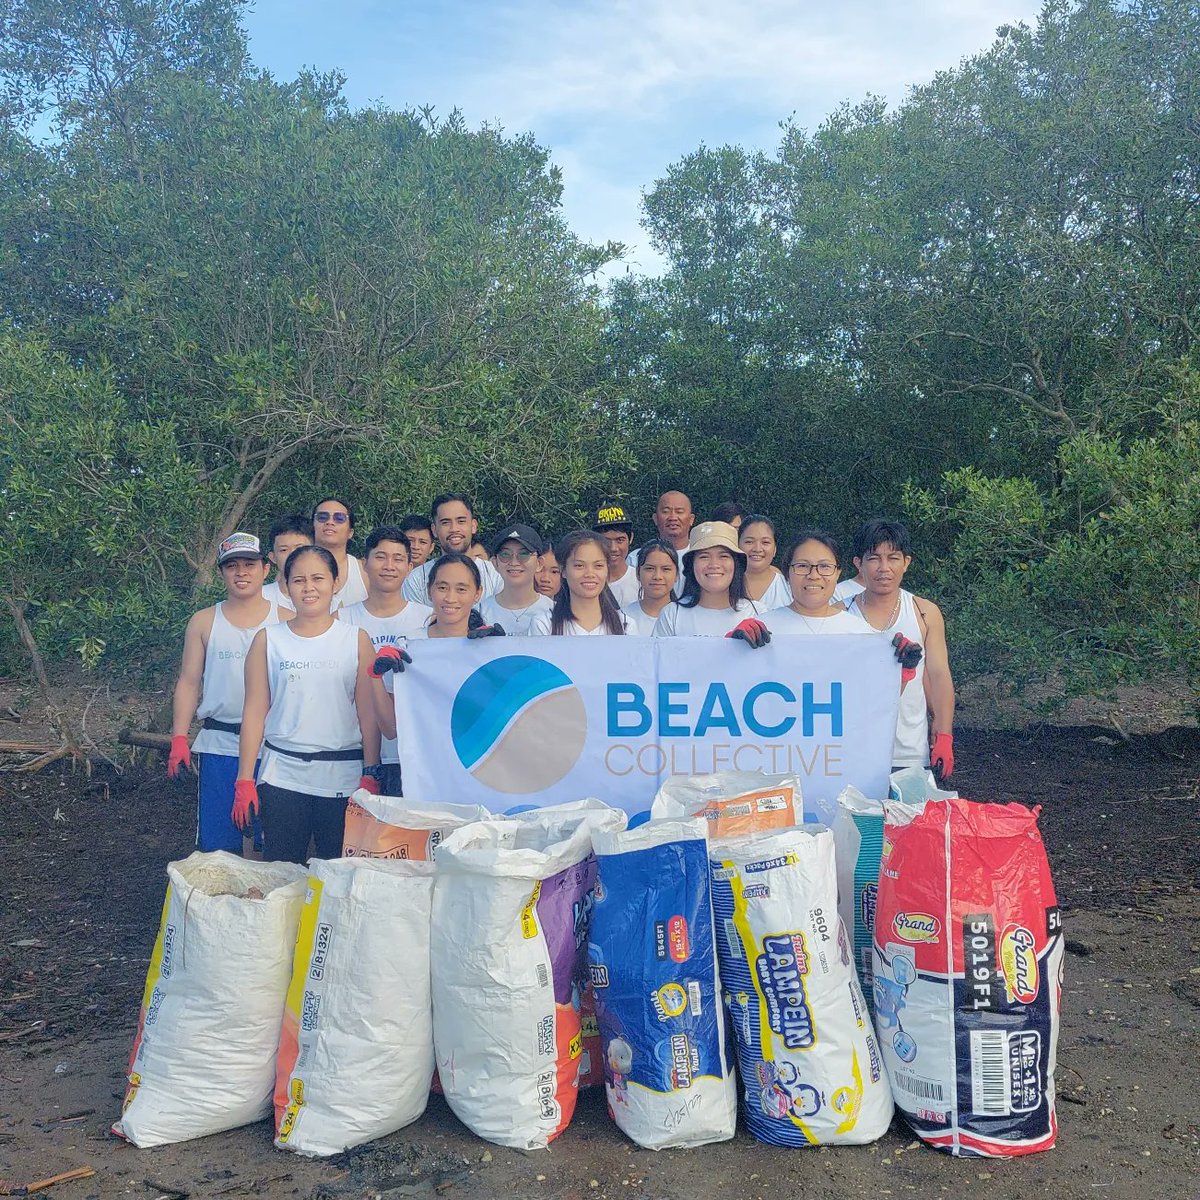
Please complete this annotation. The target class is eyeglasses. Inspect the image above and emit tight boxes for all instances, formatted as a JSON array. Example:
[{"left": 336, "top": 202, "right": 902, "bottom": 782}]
[
  {"left": 314, "top": 511, "right": 349, "bottom": 524},
  {"left": 496, "top": 548, "right": 535, "bottom": 562},
  {"left": 789, "top": 561, "right": 837, "bottom": 577}
]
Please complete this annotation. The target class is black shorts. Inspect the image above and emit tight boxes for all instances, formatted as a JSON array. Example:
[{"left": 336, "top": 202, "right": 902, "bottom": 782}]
[{"left": 258, "top": 782, "right": 348, "bottom": 864}]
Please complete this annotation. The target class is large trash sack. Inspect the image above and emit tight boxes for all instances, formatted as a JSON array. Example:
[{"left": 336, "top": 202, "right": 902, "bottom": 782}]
[
  {"left": 113, "top": 852, "right": 307, "bottom": 1147},
  {"left": 431, "top": 803, "right": 625, "bottom": 1148},
  {"left": 274, "top": 858, "right": 436, "bottom": 1156},
  {"left": 831, "top": 786, "right": 886, "bottom": 1016},
  {"left": 341, "top": 790, "right": 488, "bottom": 859},
  {"left": 873, "top": 797, "right": 1063, "bottom": 1156},
  {"left": 709, "top": 827, "right": 893, "bottom": 1146},
  {"left": 588, "top": 818, "right": 737, "bottom": 1149},
  {"left": 652, "top": 771, "right": 804, "bottom": 837}
]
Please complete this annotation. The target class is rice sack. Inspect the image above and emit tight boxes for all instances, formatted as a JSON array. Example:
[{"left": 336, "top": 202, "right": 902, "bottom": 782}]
[
  {"left": 710, "top": 827, "right": 893, "bottom": 1146},
  {"left": 872, "top": 797, "right": 1063, "bottom": 1157},
  {"left": 274, "top": 858, "right": 436, "bottom": 1156},
  {"left": 652, "top": 771, "right": 804, "bottom": 837},
  {"left": 341, "top": 791, "right": 488, "bottom": 860},
  {"left": 113, "top": 852, "right": 307, "bottom": 1148},
  {"left": 831, "top": 786, "right": 887, "bottom": 1016},
  {"left": 431, "top": 804, "right": 625, "bottom": 1149},
  {"left": 588, "top": 818, "right": 737, "bottom": 1149}
]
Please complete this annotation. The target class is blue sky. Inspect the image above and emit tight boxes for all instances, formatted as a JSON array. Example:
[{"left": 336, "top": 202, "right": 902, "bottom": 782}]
[{"left": 243, "top": 0, "right": 1045, "bottom": 277}]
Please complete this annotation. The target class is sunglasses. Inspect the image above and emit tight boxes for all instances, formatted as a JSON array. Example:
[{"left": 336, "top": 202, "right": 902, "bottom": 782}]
[{"left": 314, "top": 511, "right": 349, "bottom": 524}]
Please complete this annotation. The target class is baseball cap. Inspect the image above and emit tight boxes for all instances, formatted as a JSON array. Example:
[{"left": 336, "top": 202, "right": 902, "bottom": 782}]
[
  {"left": 683, "top": 521, "right": 744, "bottom": 561},
  {"left": 490, "top": 523, "right": 544, "bottom": 556},
  {"left": 217, "top": 532, "right": 264, "bottom": 565},
  {"left": 593, "top": 500, "right": 633, "bottom": 534}
]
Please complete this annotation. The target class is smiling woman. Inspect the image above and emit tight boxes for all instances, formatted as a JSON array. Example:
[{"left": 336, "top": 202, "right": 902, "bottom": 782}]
[
  {"left": 532, "top": 530, "right": 628, "bottom": 635},
  {"left": 652, "top": 522, "right": 763, "bottom": 637}
]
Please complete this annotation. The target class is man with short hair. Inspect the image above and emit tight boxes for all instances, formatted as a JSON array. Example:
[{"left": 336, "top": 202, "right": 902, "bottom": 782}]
[
  {"left": 627, "top": 490, "right": 695, "bottom": 596},
  {"left": 845, "top": 518, "right": 956, "bottom": 782},
  {"left": 312, "top": 497, "right": 369, "bottom": 611},
  {"left": 169, "top": 533, "right": 280, "bottom": 852},
  {"left": 340, "top": 526, "right": 433, "bottom": 795},
  {"left": 261, "top": 514, "right": 314, "bottom": 611},
  {"left": 398, "top": 514, "right": 436, "bottom": 568},
  {"left": 402, "top": 492, "right": 504, "bottom": 602},
  {"left": 593, "top": 500, "right": 640, "bottom": 609}
]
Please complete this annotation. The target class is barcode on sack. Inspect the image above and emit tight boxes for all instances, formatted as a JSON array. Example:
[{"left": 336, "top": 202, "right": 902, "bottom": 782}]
[
  {"left": 687, "top": 980, "right": 703, "bottom": 1016},
  {"left": 894, "top": 1072, "right": 945, "bottom": 1101},
  {"left": 723, "top": 919, "right": 741, "bottom": 957},
  {"left": 971, "top": 1030, "right": 1011, "bottom": 1116},
  {"left": 536, "top": 963, "right": 549, "bottom": 988}
]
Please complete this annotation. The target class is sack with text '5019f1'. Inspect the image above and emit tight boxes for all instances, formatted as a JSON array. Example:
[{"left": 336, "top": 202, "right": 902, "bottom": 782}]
[
  {"left": 710, "top": 827, "right": 893, "bottom": 1147},
  {"left": 652, "top": 771, "right": 804, "bottom": 838},
  {"left": 872, "top": 797, "right": 1063, "bottom": 1157},
  {"left": 588, "top": 818, "right": 737, "bottom": 1149},
  {"left": 430, "top": 803, "right": 625, "bottom": 1149},
  {"left": 113, "top": 852, "right": 307, "bottom": 1148},
  {"left": 274, "top": 858, "right": 435, "bottom": 1156}
]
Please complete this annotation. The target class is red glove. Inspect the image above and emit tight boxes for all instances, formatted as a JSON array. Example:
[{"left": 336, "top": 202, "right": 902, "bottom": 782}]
[
  {"left": 930, "top": 732, "right": 954, "bottom": 784},
  {"left": 891, "top": 632, "right": 924, "bottom": 687},
  {"left": 167, "top": 734, "right": 191, "bottom": 779},
  {"left": 232, "top": 779, "right": 260, "bottom": 832},
  {"left": 358, "top": 774, "right": 382, "bottom": 795},
  {"left": 726, "top": 618, "right": 771, "bottom": 649},
  {"left": 370, "top": 645, "right": 413, "bottom": 677}
]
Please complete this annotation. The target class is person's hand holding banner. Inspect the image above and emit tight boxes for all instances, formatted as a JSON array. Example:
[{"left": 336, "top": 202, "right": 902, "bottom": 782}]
[
  {"left": 467, "top": 623, "right": 507, "bottom": 639},
  {"left": 371, "top": 645, "right": 412, "bottom": 677},
  {"left": 891, "top": 633, "right": 923, "bottom": 687},
  {"left": 726, "top": 618, "right": 771, "bottom": 649}
]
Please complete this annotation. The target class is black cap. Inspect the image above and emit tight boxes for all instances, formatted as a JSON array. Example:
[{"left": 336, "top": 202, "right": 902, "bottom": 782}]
[
  {"left": 490, "top": 522, "right": 544, "bottom": 555},
  {"left": 593, "top": 500, "right": 633, "bottom": 535}
]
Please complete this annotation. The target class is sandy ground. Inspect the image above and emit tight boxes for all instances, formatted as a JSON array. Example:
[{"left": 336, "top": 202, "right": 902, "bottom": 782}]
[{"left": 1, "top": 725, "right": 1197, "bottom": 1200}]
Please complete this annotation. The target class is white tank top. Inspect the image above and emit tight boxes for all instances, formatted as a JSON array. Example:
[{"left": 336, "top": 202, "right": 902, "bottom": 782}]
[
  {"left": 259, "top": 621, "right": 363, "bottom": 797},
  {"left": 329, "top": 555, "right": 369, "bottom": 612},
  {"left": 192, "top": 601, "right": 279, "bottom": 757},
  {"left": 848, "top": 589, "right": 927, "bottom": 767}
]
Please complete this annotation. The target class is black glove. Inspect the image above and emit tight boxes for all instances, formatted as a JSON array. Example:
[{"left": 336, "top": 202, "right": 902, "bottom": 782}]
[
  {"left": 371, "top": 646, "right": 413, "bottom": 677},
  {"left": 727, "top": 618, "right": 771, "bottom": 649},
  {"left": 467, "top": 623, "right": 507, "bottom": 639}
]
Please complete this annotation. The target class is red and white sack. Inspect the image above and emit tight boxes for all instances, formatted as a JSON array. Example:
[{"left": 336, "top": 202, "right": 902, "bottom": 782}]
[
  {"left": 872, "top": 798, "right": 1063, "bottom": 1156},
  {"left": 113, "top": 852, "right": 307, "bottom": 1147},
  {"left": 274, "top": 858, "right": 436, "bottom": 1156}
]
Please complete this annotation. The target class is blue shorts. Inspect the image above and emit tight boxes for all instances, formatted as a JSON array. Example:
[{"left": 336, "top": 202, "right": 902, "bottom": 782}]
[{"left": 196, "top": 752, "right": 261, "bottom": 853}]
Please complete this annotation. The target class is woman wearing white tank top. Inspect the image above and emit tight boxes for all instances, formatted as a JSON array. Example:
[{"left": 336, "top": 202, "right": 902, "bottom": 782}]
[{"left": 235, "top": 545, "right": 379, "bottom": 863}]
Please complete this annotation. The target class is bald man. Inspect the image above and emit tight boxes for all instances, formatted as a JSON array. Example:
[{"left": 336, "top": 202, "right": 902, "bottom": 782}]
[{"left": 627, "top": 490, "right": 695, "bottom": 595}]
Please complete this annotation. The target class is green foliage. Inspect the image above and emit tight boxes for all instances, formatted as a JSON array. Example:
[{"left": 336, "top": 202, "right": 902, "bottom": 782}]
[{"left": 904, "top": 366, "right": 1200, "bottom": 706}]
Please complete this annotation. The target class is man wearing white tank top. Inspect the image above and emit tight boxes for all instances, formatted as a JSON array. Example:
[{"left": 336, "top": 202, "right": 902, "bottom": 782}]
[
  {"left": 312, "top": 497, "right": 370, "bottom": 611},
  {"left": 339, "top": 525, "right": 433, "bottom": 794},
  {"left": 846, "top": 519, "right": 956, "bottom": 782},
  {"left": 169, "top": 533, "right": 280, "bottom": 853}
]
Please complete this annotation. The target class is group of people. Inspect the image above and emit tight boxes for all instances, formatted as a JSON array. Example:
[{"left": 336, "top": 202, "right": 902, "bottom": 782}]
[{"left": 169, "top": 489, "right": 955, "bottom": 864}]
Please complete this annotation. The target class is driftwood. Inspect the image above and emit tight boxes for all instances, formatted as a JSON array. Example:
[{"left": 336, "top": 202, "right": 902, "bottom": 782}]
[{"left": 118, "top": 730, "right": 175, "bottom": 752}]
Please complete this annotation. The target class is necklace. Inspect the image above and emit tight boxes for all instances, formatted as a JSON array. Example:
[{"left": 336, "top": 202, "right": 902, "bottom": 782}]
[{"left": 854, "top": 593, "right": 901, "bottom": 630}]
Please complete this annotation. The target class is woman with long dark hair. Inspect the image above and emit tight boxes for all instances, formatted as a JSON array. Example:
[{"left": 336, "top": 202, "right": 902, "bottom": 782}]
[{"left": 531, "top": 530, "right": 628, "bottom": 635}]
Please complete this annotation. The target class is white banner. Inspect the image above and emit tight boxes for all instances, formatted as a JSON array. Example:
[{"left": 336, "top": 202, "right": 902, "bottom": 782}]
[{"left": 393, "top": 635, "right": 900, "bottom": 820}]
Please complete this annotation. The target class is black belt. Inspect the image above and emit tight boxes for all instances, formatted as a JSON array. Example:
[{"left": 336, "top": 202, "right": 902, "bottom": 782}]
[
  {"left": 264, "top": 740, "right": 362, "bottom": 764},
  {"left": 203, "top": 717, "right": 242, "bottom": 735}
]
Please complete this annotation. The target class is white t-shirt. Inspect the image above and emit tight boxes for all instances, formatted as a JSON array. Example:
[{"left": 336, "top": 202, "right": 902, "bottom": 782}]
[
  {"left": 652, "top": 599, "right": 762, "bottom": 637},
  {"left": 762, "top": 607, "right": 872, "bottom": 636},
  {"left": 478, "top": 593, "right": 553, "bottom": 637},
  {"left": 620, "top": 601, "right": 667, "bottom": 635},
  {"left": 833, "top": 578, "right": 865, "bottom": 604},
  {"left": 746, "top": 572, "right": 792, "bottom": 611},
  {"left": 627, "top": 545, "right": 687, "bottom": 597},
  {"left": 339, "top": 600, "right": 434, "bottom": 765},
  {"left": 402, "top": 557, "right": 503, "bottom": 604},
  {"left": 605, "top": 568, "right": 641, "bottom": 610},
  {"left": 529, "top": 609, "right": 632, "bottom": 636},
  {"left": 261, "top": 579, "right": 295, "bottom": 612}
]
